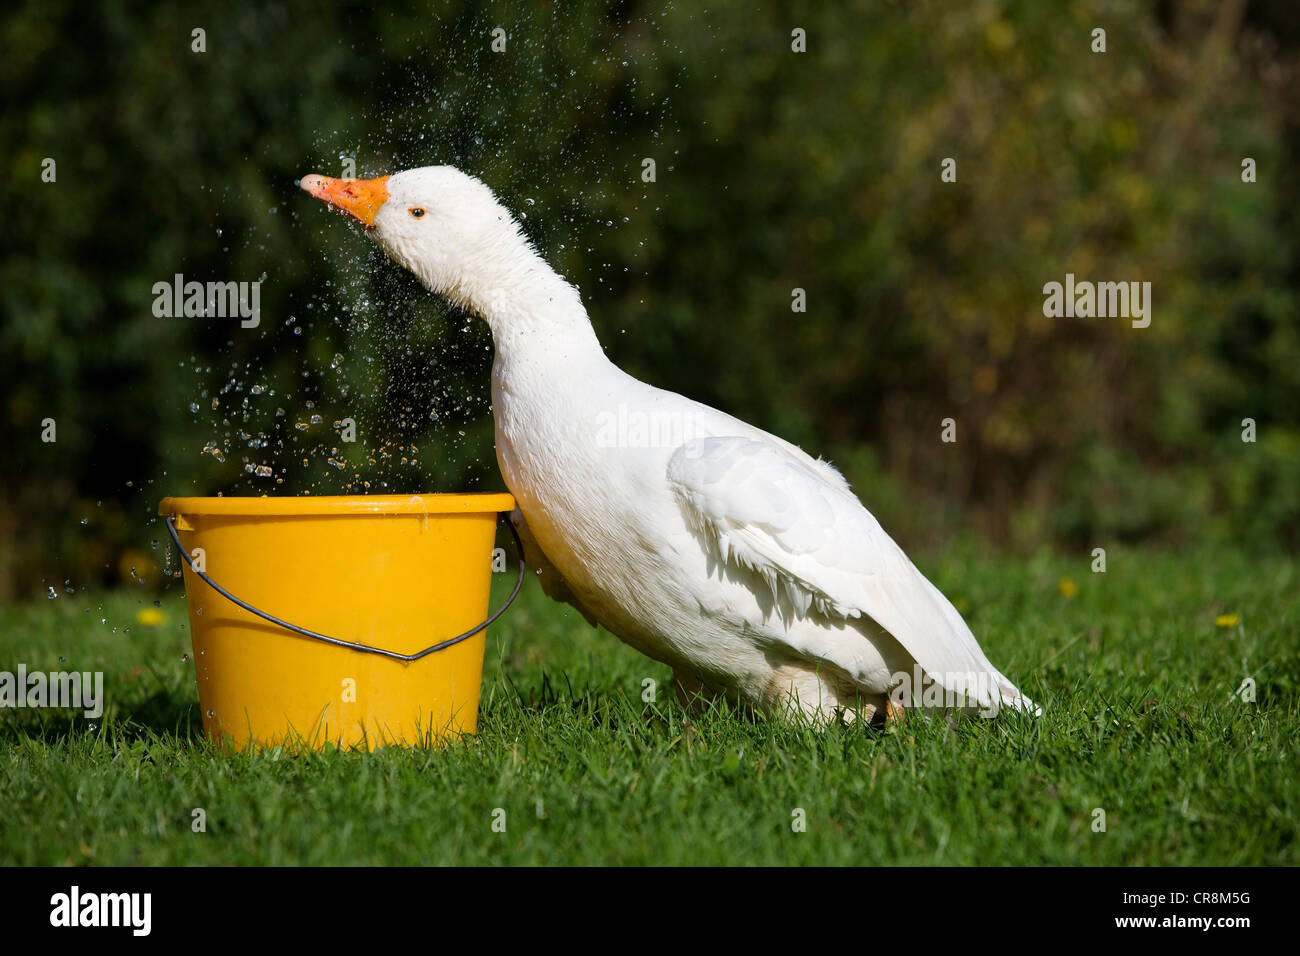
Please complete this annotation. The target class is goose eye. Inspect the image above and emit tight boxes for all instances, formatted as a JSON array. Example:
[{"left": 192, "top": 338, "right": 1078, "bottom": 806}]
[{"left": 409, "top": 207, "right": 426, "bottom": 218}]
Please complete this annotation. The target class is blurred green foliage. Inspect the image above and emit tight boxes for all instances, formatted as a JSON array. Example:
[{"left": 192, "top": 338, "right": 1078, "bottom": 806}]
[{"left": 1, "top": 0, "right": 1298, "bottom": 599}]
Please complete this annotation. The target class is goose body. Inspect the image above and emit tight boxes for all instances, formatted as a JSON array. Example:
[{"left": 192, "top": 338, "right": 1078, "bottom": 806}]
[{"left": 301, "top": 166, "right": 1038, "bottom": 721}]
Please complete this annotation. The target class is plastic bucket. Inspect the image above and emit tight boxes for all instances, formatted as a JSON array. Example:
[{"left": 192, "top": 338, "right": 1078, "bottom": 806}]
[{"left": 158, "top": 493, "right": 518, "bottom": 751}]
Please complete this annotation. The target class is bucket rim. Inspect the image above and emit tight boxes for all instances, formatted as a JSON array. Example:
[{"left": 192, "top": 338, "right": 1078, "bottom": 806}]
[{"left": 158, "top": 492, "right": 515, "bottom": 517}]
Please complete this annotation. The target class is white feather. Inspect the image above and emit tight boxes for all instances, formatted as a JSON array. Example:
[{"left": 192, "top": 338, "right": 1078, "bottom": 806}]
[
  {"left": 324, "top": 164, "right": 1040, "bottom": 722},
  {"left": 668, "top": 437, "right": 1039, "bottom": 715}
]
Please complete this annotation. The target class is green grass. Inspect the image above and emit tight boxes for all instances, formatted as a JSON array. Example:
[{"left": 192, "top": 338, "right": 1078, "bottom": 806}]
[{"left": 1, "top": 545, "right": 1296, "bottom": 865}]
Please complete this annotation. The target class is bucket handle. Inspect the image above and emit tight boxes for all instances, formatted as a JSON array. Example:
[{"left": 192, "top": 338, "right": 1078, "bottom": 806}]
[{"left": 163, "top": 512, "right": 526, "bottom": 663}]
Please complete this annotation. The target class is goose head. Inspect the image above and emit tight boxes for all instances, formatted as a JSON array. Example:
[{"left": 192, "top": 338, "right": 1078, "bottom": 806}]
[{"left": 300, "top": 166, "right": 586, "bottom": 335}]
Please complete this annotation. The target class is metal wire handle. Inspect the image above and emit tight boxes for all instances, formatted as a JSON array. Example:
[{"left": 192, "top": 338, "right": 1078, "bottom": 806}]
[{"left": 164, "top": 512, "right": 526, "bottom": 663}]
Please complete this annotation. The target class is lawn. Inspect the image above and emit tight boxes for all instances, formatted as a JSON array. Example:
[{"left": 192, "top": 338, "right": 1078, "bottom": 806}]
[{"left": 1, "top": 545, "right": 1295, "bottom": 866}]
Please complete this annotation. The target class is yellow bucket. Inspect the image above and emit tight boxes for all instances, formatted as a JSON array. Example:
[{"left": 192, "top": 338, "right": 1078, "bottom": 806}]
[{"left": 158, "top": 493, "right": 518, "bottom": 752}]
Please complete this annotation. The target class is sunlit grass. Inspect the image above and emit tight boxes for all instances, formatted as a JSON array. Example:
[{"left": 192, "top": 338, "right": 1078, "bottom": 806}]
[{"left": 0, "top": 546, "right": 1295, "bottom": 865}]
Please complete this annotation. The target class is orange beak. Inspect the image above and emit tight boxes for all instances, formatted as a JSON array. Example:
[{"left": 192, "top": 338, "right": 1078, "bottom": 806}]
[{"left": 300, "top": 173, "right": 390, "bottom": 229}]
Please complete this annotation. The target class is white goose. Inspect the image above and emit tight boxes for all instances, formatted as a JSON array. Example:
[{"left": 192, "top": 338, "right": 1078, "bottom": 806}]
[{"left": 301, "top": 166, "right": 1038, "bottom": 722}]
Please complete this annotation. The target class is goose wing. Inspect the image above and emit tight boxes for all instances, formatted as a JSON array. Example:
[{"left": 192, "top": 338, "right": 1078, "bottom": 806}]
[{"left": 667, "top": 436, "right": 1037, "bottom": 714}]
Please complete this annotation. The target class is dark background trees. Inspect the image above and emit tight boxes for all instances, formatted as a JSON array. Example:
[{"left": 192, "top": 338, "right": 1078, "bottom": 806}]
[{"left": 2, "top": 0, "right": 1297, "bottom": 599}]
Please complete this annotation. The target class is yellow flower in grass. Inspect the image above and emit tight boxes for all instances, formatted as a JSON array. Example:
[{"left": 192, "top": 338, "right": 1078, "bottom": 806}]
[
  {"left": 136, "top": 608, "right": 165, "bottom": 627},
  {"left": 1058, "top": 576, "right": 1078, "bottom": 599},
  {"left": 1215, "top": 614, "right": 1240, "bottom": 629}
]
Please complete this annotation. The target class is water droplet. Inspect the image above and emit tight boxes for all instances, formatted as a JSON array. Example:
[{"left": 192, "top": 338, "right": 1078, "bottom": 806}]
[{"left": 46, "top": 587, "right": 57, "bottom": 599}]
